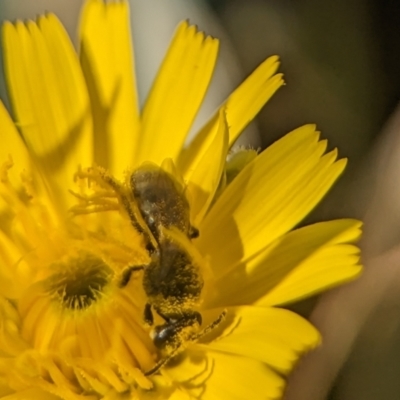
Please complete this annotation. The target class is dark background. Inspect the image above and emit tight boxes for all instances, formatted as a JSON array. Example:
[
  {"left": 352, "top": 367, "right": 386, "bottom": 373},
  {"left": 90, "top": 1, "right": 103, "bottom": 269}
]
[{"left": 207, "top": 0, "right": 400, "bottom": 159}]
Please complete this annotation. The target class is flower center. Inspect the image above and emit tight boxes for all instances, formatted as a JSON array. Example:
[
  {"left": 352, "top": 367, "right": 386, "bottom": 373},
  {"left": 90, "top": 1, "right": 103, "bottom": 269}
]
[{"left": 46, "top": 252, "right": 113, "bottom": 310}]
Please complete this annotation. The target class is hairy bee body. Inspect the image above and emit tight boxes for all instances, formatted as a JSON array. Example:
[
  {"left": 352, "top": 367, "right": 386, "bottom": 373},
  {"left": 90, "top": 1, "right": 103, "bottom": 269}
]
[
  {"left": 131, "top": 165, "right": 198, "bottom": 242},
  {"left": 119, "top": 163, "right": 224, "bottom": 375},
  {"left": 142, "top": 236, "right": 203, "bottom": 317}
]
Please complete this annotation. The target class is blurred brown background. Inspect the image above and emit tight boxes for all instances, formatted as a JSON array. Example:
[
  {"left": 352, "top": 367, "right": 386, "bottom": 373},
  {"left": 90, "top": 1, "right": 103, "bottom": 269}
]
[{"left": 209, "top": 0, "right": 398, "bottom": 160}]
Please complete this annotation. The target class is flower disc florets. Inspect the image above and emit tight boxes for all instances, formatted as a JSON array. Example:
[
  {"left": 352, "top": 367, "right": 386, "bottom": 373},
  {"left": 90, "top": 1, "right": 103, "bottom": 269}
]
[{"left": 44, "top": 252, "right": 113, "bottom": 310}]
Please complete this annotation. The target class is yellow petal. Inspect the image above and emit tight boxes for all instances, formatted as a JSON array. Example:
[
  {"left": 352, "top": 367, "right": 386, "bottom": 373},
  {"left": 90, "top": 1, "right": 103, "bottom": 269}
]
[
  {"left": 136, "top": 21, "right": 219, "bottom": 165},
  {"left": 179, "top": 56, "right": 283, "bottom": 162},
  {"left": 166, "top": 348, "right": 284, "bottom": 400},
  {"left": 0, "top": 230, "right": 27, "bottom": 298},
  {"left": 79, "top": 0, "right": 140, "bottom": 177},
  {"left": 0, "top": 388, "right": 60, "bottom": 399},
  {"left": 260, "top": 222, "right": 362, "bottom": 306},
  {"left": 185, "top": 108, "right": 229, "bottom": 225},
  {"left": 197, "top": 125, "right": 346, "bottom": 275},
  {"left": 225, "top": 56, "right": 283, "bottom": 145},
  {"left": 207, "top": 219, "right": 361, "bottom": 308},
  {"left": 201, "top": 306, "right": 319, "bottom": 375},
  {"left": 169, "top": 389, "right": 192, "bottom": 400},
  {"left": 0, "top": 101, "right": 30, "bottom": 187},
  {"left": 0, "top": 101, "right": 60, "bottom": 224},
  {"left": 2, "top": 15, "right": 92, "bottom": 208},
  {"left": 200, "top": 352, "right": 284, "bottom": 400}
]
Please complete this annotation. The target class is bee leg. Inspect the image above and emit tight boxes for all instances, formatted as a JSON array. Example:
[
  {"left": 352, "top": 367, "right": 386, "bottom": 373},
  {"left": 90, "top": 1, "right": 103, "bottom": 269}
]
[
  {"left": 119, "top": 265, "right": 145, "bottom": 288},
  {"left": 192, "top": 311, "right": 202, "bottom": 325},
  {"left": 144, "top": 303, "right": 154, "bottom": 326},
  {"left": 97, "top": 169, "right": 157, "bottom": 254},
  {"left": 172, "top": 311, "right": 202, "bottom": 332},
  {"left": 191, "top": 309, "right": 227, "bottom": 341},
  {"left": 189, "top": 225, "right": 199, "bottom": 239},
  {"left": 144, "top": 345, "right": 181, "bottom": 376},
  {"left": 120, "top": 196, "right": 157, "bottom": 254}
]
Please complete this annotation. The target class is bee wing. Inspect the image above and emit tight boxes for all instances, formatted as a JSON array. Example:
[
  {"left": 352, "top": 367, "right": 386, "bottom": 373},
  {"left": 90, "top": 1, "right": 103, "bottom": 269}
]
[
  {"left": 154, "top": 164, "right": 187, "bottom": 199},
  {"left": 160, "top": 158, "right": 186, "bottom": 190}
]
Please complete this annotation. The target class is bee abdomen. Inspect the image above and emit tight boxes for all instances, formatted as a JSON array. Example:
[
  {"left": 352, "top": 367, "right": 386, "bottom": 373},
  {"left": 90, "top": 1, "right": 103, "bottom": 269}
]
[{"left": 143, "top": 257, "right": 203, "bottom": 300}]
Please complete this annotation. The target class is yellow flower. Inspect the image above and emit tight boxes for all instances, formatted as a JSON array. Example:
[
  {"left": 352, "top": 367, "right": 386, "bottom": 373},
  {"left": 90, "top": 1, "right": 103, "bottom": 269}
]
[{"left": 0, "top": 0, "right": 361, "bottom": 399}]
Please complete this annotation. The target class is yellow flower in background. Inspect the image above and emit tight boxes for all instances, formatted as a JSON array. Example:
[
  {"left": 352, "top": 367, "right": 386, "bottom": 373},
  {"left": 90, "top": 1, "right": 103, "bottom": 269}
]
[{"left": 0, "top": 0, "right": 362, "bottom": 399}]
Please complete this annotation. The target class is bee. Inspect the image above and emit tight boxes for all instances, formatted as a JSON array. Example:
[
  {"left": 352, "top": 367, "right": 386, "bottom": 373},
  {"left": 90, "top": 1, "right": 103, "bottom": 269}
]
[{"left": 117, "top": 163, "right": 225, "bottom": 375}]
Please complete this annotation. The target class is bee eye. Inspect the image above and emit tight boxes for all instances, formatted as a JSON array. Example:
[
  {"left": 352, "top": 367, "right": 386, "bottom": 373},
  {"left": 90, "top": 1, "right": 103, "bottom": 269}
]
[{"left": 152, "top": 324, "right": 177, "bottom": 349}]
